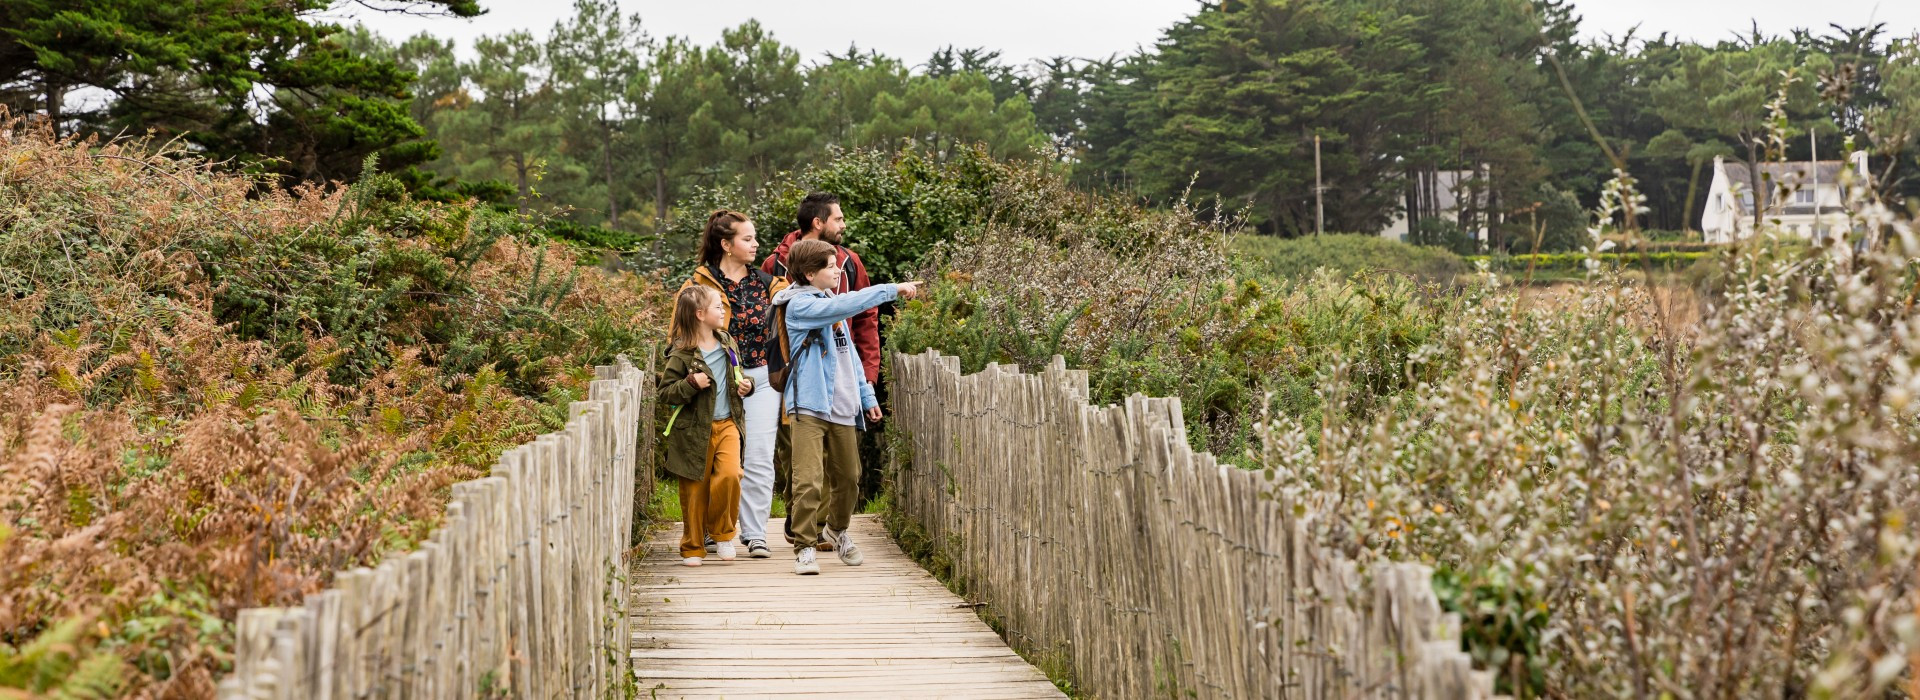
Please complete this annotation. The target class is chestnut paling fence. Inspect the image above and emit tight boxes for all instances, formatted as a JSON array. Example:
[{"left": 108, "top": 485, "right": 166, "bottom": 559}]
[
  {"left": 217, "top": 356, "right": 656, "bottom": 700},
  {"left": 887, "top": 350, "right": 1500, "bottom": 699},
  {"left": 215, "top": 348, "right": 1498, "bottom": 699}
]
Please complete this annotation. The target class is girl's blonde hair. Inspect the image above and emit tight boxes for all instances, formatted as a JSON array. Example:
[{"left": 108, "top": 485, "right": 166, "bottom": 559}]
[{"left": 669, "top": 285, "right": 723, "bottom": 351}]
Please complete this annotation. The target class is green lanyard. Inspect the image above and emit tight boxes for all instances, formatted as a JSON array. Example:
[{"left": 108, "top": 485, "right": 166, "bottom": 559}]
[{"left": 664, "top": 349, "right": 738, "bottom": 437}]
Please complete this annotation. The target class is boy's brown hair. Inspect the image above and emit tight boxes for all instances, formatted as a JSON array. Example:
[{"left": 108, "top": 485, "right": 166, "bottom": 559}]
[{"left": 787, "top": 239, "right": 837, "bottom": 287}]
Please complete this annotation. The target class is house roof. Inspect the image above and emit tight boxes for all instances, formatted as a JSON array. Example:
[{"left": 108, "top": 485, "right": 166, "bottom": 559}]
[{"left": 1717, "top": 160, "right": 1854, "bottom": 213}]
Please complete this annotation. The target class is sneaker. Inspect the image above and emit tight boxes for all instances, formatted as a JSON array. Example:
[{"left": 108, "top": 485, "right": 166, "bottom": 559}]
[
  {"left": 715, "top": 540, "right": 737, "bottom": 561},
  {"left": 823, "top": 526, "right": 863, "bottom": 566},
  {"left": 813, "top": 532, "right": 834, "bottom": 552},
  {"left": 747, "top": 540, "right": 771, "bottom": 558},
  {"left": 682, "top": 557, "right": 702, "bottom": 567},
  {"left": 794, "top": 548, "right": 820, "bottom": 575},
  {"left": 704, "top": 536, "right": 717, "bottom": 553}
]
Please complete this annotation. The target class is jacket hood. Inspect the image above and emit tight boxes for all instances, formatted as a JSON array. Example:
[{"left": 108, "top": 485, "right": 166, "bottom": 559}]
[
  {"left": 690, "top": 264, "right": 718, "bottom": 285},
  {"left": 772, "top": 284, "right": 825, "bottom": 307},
  {"left": 772, "top": 230, "right": 804, "bottom": 260}
]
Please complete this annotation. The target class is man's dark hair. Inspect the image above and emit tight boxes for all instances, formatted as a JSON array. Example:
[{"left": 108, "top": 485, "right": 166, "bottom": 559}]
[{"left": 796, "top": 192, "right": 840, "bottom": 234}]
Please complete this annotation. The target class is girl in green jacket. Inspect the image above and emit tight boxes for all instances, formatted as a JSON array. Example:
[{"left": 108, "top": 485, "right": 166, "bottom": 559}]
[{"left": 659, "top": 285, "right": 755, "bottom": 566}]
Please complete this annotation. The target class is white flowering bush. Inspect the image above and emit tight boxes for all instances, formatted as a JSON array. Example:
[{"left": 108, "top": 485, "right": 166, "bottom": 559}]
[{"left": 1254, "top": 176, "right": 1920, "bottom": 695}]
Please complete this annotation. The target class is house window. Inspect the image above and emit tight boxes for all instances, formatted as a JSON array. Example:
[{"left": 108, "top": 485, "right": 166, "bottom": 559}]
[
  {"left": 1795, "top": 188, "right": 1814, "bottom": 204},
  {"left": 1739, "top": 192, "right": 1754, "bottom": 209}
]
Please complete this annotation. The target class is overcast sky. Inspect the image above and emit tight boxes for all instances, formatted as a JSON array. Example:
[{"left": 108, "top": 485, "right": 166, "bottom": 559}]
[{"left": 345, "top": 1, "right": 1920, "bottom": 66}]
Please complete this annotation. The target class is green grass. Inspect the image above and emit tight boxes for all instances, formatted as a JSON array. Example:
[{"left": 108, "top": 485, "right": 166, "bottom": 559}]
[
  {"left": 648, "top": 479, "right": 815, "bottom": 524},
  {"left": 649, "top": 479, "right": 682, "bottom": 522}
]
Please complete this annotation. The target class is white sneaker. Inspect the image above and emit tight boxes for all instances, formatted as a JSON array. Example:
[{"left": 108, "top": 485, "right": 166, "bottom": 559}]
[
  {"left": 682, "top": 557, "right": 702, "bottom": 567},
  {"left": 794, "top": 547, "right": 820, "bottom": 575},
  {"left": 823, "top": 526, "right": 863, "bottom": 566},
  {"left": 715, "top": 540, "right": 737, "bottom": 561}
]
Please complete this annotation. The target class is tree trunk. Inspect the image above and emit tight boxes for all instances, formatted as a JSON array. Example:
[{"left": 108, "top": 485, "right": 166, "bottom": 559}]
[
  {"left": 654, "top": 168, "right": 669, "bottom": 224},
  {"left": 1746, "top": 142, "right": 1765, "bottom": 230},
  {"left": 514, "top": 154, "right": 531, "bottom": 216},
  {"left": 1681, "top": 157, "right": 1705, "bottom": 238},
  {"left": 603, "top": 121, "right": 619, "bottom": 228},
  {"left": 44, "top": 83, "right": 64, "bottom": 138},
  {"left": 1404, "top": 165, "right": 1420, "bottom": 235},
  {"left": 1426, "top": 165, "right": 1440, "bottom": 230},
  {"left": 1486, "top": 169, "right": 1502, "bottom": 253}
]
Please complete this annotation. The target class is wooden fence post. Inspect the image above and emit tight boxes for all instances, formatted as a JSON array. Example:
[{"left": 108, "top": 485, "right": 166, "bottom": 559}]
[
  {"left": 219, "top": 359, "right": 651, "bottom": 700},
  {"left": 883, "top": 351, "right": 1501, "bottom": 699}
]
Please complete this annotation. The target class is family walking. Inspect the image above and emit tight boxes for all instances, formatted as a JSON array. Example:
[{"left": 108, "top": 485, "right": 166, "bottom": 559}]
[{"left": 658, "top": 193, "right": 922, "bottom": 575}]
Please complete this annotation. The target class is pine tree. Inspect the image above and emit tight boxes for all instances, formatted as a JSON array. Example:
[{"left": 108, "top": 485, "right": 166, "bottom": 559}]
[
  {"left": 694, "top": 21, "right": 816, "bottom": 202},
  {"left": 0, "top": 0, "right": 479, "bottom": 186},
  {"left": 628, "top": 36, "right": 705, "bottom": 225},
  {"left": 548, "top": 0, "right": 645, "bottom": 227},
  {"left": 435, "top": 31, "right": 562, "bottom": 215}
]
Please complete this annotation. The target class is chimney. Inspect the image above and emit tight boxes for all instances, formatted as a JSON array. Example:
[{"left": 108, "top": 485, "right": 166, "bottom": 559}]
[{"left": 1851, "top": 150, "right": 1869, "bottom": 180}]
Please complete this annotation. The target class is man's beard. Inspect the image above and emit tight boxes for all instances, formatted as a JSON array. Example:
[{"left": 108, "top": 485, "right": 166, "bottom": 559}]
[{"left": 819, "top": 228, "right": 843, "bottom": 245}]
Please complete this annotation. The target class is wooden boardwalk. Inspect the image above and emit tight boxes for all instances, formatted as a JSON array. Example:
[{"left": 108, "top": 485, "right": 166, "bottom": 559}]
[{"left": 630, "top": 515, "right": 1066, "bottom": 699}]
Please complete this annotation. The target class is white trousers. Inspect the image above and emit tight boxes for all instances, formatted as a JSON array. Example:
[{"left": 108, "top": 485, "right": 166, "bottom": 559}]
[{"left": 736, "top": 365, "right": 780, "bottom": 543}]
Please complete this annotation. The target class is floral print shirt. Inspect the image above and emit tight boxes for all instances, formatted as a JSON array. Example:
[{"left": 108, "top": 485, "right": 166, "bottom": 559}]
[{"left": 716, "top": 267, "right": 772, "bottom": 369}]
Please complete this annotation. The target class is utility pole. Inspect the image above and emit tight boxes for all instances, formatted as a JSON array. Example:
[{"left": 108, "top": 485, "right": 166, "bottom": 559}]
[
  {"left": 1810, "top": 130, "right": 1821, "bottom": 242},
  {"left": 1314, "top": 133, "right": 1325, "bottom": 236}
]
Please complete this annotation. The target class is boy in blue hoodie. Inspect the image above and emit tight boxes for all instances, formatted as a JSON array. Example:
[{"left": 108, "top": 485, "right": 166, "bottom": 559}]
[{"left": 772, "top": 239, "right": 922, "bottom": 575}]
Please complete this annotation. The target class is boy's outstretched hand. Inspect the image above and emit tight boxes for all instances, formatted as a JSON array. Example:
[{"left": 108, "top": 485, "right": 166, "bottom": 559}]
[
  {"left": 897, "top": 280, "right": 924, "bottom": 300},
  {"left": 688, "top": 371, "right": 711, "bottom": 389}
]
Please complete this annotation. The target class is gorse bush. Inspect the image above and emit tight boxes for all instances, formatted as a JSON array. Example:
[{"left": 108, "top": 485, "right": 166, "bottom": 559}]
[{"left": 0, "top": 122, "right": 665, "bottom": 696}]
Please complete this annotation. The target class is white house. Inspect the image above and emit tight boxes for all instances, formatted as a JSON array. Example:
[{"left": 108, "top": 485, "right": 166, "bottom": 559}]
[
  {"left": 1379, "top": 168, "right": 1491, "bottom": 244},
  {"left": 1701, "top": 151, "right": 1869, "bottom": 244}
]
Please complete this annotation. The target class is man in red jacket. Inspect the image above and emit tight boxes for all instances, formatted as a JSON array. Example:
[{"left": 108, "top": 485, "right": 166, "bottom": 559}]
[{"left": 763, "top": 192, "right": 881, "bottom": 385}]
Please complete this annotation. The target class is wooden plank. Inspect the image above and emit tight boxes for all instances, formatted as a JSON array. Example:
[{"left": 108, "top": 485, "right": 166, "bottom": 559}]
[{"left": 629, "top": 515, "right": 1063, "bottom": 697}]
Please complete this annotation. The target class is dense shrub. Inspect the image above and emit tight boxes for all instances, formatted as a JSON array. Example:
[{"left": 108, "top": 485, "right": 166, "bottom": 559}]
[
  {"left": 1235, "top": 233, "right": 1469, "bottom": 282},
  {"left": 654, "top": 144, "right": 1220, "bottom": 285},
  {"left": 0, "top": 124, "right": 666, "bottom": 696},
  {"left": 889, "top": 228, "right": 1458, "bottom": 459},
  {"left": 1408, "top": 217, "right": 1479, "bottom": 255},
  {"left": 1254, "top": 192, "right": 1920, "bottom": 695}
]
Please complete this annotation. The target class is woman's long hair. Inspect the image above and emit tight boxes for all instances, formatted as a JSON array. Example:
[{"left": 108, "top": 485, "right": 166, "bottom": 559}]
[
  {"left": 698, "top": 209, "right": 750, "bottom": 268},
  {"left": 669, "top": 285, "right": 722, "bottom": 352}
]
